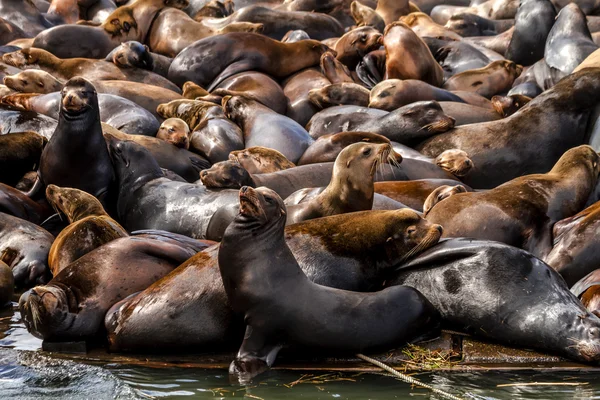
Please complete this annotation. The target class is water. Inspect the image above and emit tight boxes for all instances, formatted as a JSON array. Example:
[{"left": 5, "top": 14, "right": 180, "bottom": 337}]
[{"left": 2, "top": 301, "right": 600, "bottom": 400}]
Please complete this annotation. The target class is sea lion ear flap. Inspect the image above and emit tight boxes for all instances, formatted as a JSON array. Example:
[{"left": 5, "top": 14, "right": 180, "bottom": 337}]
[
  {"left": 280, "top": 207, "right": 286, "bottom": 216},
  {"left": 346, "top": 159, "right": 352, "bottom": 168},
  {"left": 37, "top": 81, "right": 44, "bottom": 87}
]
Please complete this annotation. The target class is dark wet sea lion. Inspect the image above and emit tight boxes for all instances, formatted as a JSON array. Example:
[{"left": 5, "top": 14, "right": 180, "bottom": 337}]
[
  {"left": 0, "top": 260, "right": 13, "bottom": 307},
  {"left": 19, "top": 234, "right": 207, "bottom": 341},
  {"left": 105, "top": 40, "right": 172, "bottom": 77},
  {"left": 108, "top": 136, "right": 238, "bottom": 240},
  {"left": 0, "top": 17, "right": 30, "bottom": 47},
  {"left": 156, "top": 118, "right": 190, "bottom": 150},
  {"left": 333, "top": 26, "right": 382, "bottom": 69},
  {"left": 229, "top": 147, "right": 295, "bottom": 174},
  {"left": 2, "top": 48, "right": 181, "bottom": 92},
  {"left": 0, "top": 182, "right": 50, "bottom": 224},
  {"left": 282, "top": 67, "right": 330, "bottom": 127},
  {"left": 45, "top": 185, "right": 128, "bottom": 276},
  {"left": 32, "top": 0, "right": 190, "bottom": 59},
  {"left": 105, "top": 207, "right": 442, "bottom": 352},
  {"left": 168, "top": 33, "right": 331, "bottom": 90},
  {"left": 306, "top": 105, "right": 387, "bottom": 138},
  {"left": 417, "top": 68, "right": 600, "bottom": 189},
  {"left": 29, "top": 78, "right": 115, "bottom": 209},
  {"left": 369, "top": 79, "right": 465, "bottom": 111},
  {"left": 424, "top": 37, "right": 495, "bottom": 79},
  {"left": 4, "top": 70, "right": 63, "bottom": 94},
  {"left": 442, "top": 60, "right": 523, "bottom": 99},
  {"left": 284, "top": 142, "right": 398, "bottom": 225},
  {"left": 375, "top": 179, "right": 471, "bottom": 212},
  {"left": 0, "top": 0, "right": 51, "bottom": 37},
  {"left": 546, "top": 200, "right": 600, "bottom": 287},
  {"left": 223, "top": 96, "right": 313, "bottom": 164},
  {"left": 491, "top": 94, "right": 531, "bottom": 117},
  {"left": 0, "top": 131, "right": 46, "bottom": 187},
  {"left": 505, "top": 0, "right": 555, "bottom": 66},
  {"left": 386, "top": 238, "right": 600, "bottom": 365},
  {"left": 426, "top": 146, "right": 600, "bottom": 259},
  {"left": 422, "top": 184, "right": 468, "bottom": 216},
  {"left": 0, "top": 106, "right": 57, "bottom": 139},
  {"left": 383, "top": 22, "right": 443, "bottom": 87},
  {"left": 189, "top": 107, "right": 244, "bottom": 164},
  {"left": 0, "top": 212, "right": 53, "bottom": 288},
  {"left": 355, "top": 48, "right": 386, "bottom": 88},
  {"left": 308, "top": 83, "right": 370, "bottom": 109},
  {"left": 2, "top": 91, "right": 160, "bottom": 136},
  {"left": 220, "top": 186, "right": 441, "bottom": 382}
]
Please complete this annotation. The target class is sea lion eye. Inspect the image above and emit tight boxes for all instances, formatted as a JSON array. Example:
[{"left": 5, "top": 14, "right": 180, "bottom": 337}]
[
  {"left": 265, "top": 197, "right": 274, "bottom": 204},
  {"left": 21, "top": 79, "right": 27, "bottom": 85},
  {"left": 407, "top": 226, "right": 416, "bottom": 235},
  {"left": 363, "top": 148, "right": 371, "bottom": 156},
  {"left": 360, "top": 35, "right": 367, "bottom": 42},
  {"left": 123, "top": 22, "right": 131, "bottom": 32}
]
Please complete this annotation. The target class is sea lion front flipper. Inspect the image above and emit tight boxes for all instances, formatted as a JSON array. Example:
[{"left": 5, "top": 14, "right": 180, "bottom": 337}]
[
  {"left": 229, "top": 325, "right": 282, "bottom": 385},
  {"left": 207, "top": 60, "right": 257, "bottom": 92}
]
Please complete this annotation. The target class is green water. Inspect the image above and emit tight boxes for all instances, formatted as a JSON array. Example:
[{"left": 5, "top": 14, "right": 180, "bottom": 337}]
[{"left": 2, "top": 302, "right": 600, "bottom": 400}]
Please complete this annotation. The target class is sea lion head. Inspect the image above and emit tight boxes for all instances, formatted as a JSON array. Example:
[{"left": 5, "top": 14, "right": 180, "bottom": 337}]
[
  {"left": 435, "top": 149, "right": 473, "bottom": 177},
  {"left": 351, "top": 0, "right": 383, "bottom": 30},
  {"left": 4, "top": 246, "right": 49, "bottom": 288},
  {"left": 423, "top": 185, "right": 467, "bottom": 216},
  {"left": 336, "top": 26, "right": 382, "bottom": 64},
  {"left": 111, "top": 41, "right": 154, "bottom": 70},
  {"left": 199, "top": 160, "right": 253, "bottom": 188},
  {"left": 105, "top": 134, "right": 164, "bottom": 186},
  {"left": 19, "top": 284, "right": 76, "bottom": 340},
  {"left": 3, "top": 70, "right": 62, "bottom": 93},
  {"left": 156, "top": 118, "right": 190, "bottom": 150},
  {"left": 491, "top": 94, "right": 532, "bottom": 117},
  {"left": 2, "top": 48, "right": 43, "bottom": 69},
  {"left": 308, "top": 83, "right": 369, "bottom": 109},
  {"left": 563, "top": 311, "right": 600, "bottom": 363},
  {"left": 551, "top": 145, "right": 600, "bottom": 179},
  {"left": 236, "top": 186, "right": 286, "bottom": 228},
  {"left": 401, "top": 101, "right": 455, "bottom": 133},
  {"left": 384, "top": 209, "right": 443, "bottom": 262},
  {"left": 229, "top": 147, "right": 295, "bottom": 174},
  {"left": 60, "top": 77, "right": 98, "bottom": 117},
  {"left": 334, "top": 142, "right": 401, "bottom": 181},
  {"left": 45, "top": 184, "right": 107, "bottom": 223}
]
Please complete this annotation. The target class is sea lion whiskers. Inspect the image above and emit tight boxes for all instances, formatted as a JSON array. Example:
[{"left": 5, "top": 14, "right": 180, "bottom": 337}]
[
  {"left": 400, "top": 226, "right": 442, "bottom": 262},
  {"left": 420, "top": 116, "right": 456, "bottom": 133}
]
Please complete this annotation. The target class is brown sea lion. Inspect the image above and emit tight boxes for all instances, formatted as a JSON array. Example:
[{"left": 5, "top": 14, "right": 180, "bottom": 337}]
[
  {"left": 229, "top": 147, "right": 295, "bottom": 174},
  {"left": 0, "top": 260, "right": 13, "bottom": 307},
  {"left": 426, "top": 146, "right": 600, "bottom": 259},
  {"left": 375, "top": 179, "right": 471, "bottom": 212},
  {"left": 168, "top": 33, "right": 331, "bottom": 90},
  {"left": 156, "top": 99, "right": 217, "bottom": 130},
  {"left": 308, "top": 83, "right": 370, "bottom": 109},
  {"left": 442, "top": 60, "right": 523, "bottom": 99},
  {"left": 2, "top": 48, "right": 181, "bottom": 93},
  {"left": 3, "top": 70, "right": 63, "bottom": 94},
  {"left": 298, "top": 131, "right": 388, "bottom": 165},
  {"left": 0, "top": 131, "right": 46, "bottom": 188},
  {"left": 45, "top": 185, "right": 128, "bottom": 276},
  {"left": 333, "top": 26, "right": 382, "bottom": 69},
  {"left": 400, "top": 12, "right": 463, "bottom": 41},
  {"left": 377, "top": 0, "right": 410, "bottom": 24},
  {"left": 320, "top": 51, "right": 354, "bottom": 84},
  {"left": 369, "top": 79, "right": 466, "bottom": 111},
  {"left": 491, "top": 94, "right": 531, "bottom": 117},
  {"left": 422, "top": 184, "right": 468, "bottom": 216},
  {"left": 383, "top": 22, "right": 444, "bottom": 87},
  {"left": 182, "top": 81, "right": 209, "bottom": 99},
  {"left": 282, "top": 67, "right": 331, "bottom": 127},
  {"left": 156, "top": 118, "right": 191, "bottom": 150},
  {"left": 19, "top": 234, "right": 208, "bottom": 341},
  {"left": 351, "top": 1, "right": 385, "bottom": 32}
]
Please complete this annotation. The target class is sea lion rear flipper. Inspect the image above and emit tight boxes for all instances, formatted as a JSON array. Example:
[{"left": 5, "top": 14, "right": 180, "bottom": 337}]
[
  {"left": 207, "top": 61, "right": 256, "bottom": 92},
  {"left": 229, "top": 325, "right": 282, "bottom": 385}
]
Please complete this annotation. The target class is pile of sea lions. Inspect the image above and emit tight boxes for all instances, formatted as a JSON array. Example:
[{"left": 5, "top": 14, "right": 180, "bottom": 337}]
[{"left": 2, "top": 0, "right": 600, "bottom": 385}]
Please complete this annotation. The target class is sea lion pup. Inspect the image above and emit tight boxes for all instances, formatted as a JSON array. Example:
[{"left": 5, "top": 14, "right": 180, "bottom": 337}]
[
  {"left": 32, "top": 0, "right": 190, "bottom": 59},
  {"left": 284, "top": 142, "right": 400, "bottom": 225},
  {"left": 156, "top": 118, "right": 190, "bottom": 150},
  {"left": 45, "top": 185, "right": 128, "bottom": 276},
  {"left": 422, "top": 184, "right": 468, "bottom": 216},
  {"left": 27, "top": 78, "right": 115, "bottom": 209},
  {"left": 4, "top": 70, "right": 63, "bottom": 94},
  {"left": 442, "top": 60, "right": 523, "bottom": 99},
  {"left": 426, "top": 146, "right": 600, "bottom": 259},
  {"left": 19, "top": 234, "right": 208, "bottom": 341},
  {"left": 308, "top": 83, "right": 371, "bottom": 109},
  {"left": 0, "top": 260, "right": 13, "bottom": 307},
  {"left": 105, "top": 40, "right": 172, "bottom": 77},
  {"left": 383, "top": 22, "right": 444, "bottom": 87},
  {"left": 168, "top": 32, "right": 332, "bottom": 90},
  {"left": 491, "top": 94, "right": 531, "bottom": 117},
  {"left": 546, "top": 200, "right": 600, "bottom": 286},
  {"left": 2, "top": 48, "right": 181, "bottom": 93},
  {"left": 219, "top": 186, "right": 441, "bottom": 383},
  {"left": 229, "top": 147, "right": 295, "bottom": 174},
  {"left": 387, "top": 238, "right": 600, "bottom": 365}
]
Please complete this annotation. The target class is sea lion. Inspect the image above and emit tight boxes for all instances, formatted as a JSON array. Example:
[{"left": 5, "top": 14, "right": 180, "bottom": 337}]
[
  {"left": 282, "top": 68, "right": 331, "bottom": 127},
  {"left": 0, "top": 131, "right": 46, "bottom": 187},
  {"left": 505, "top": 0, "right": 555, "bottom": 66},
  {"left": 156, "top": 99, "right": 219, "bottom": 130},
  {"left": 168, "top": 33, "right": 331, "bottom": 90},
  {"left": 0, "top": 212, "right": 53, "bottom": 288},
  {"left": 0, "top": 182, "right": 50, "bottom": 224},
  {"left": 0, "top": 260, "right": 13, "bottom": 307},
  {"left": 444, "top": 13, "right": 514, "bottom": 37},
  {"left": 108, "top": 135, "right": 239, "bottom": 240},
  {"left": 223, "top": 96, "right": 313, "bottom": 164},
  {"left": 383, "top": 22, "right": 444, "bottom": 87},
  {"left": 281, "top": 29, "right": 311, "bottom": 42},
  {"left": 422, "top": 184, "right": 468, "bottom": 216},
  {"left": 400, "top": 12, "right": 463, "bottom": 41},
  {"left": 105, "top": 208, "right": 443, "bottom": 352},
  {"left": 19, "top": 234, "right": 208, "bottom": 341},
  {"left": 28, "top": 78, "right": 115, "bottom": 209},
  {"left": 375, "top": 179, "right": 471, "bottom": 212},
  {"left": 491, "top": 94, "right": 531, "bottom": 117},
  {"left": 156, "top": 118, "right": 190, "bottom": 150},
  {"left": 442, "top": 60, "right": 523, "bottom": 99},
  {"left": 417, "top": 68, "right": 600, "bottom": 189},
  {"left": 3, "top": 70, "right": 63, "bottom": 94},
  {"left": 220, "top": 186, "right": 441, "bottom": 383},
  {"left": 351, "top": 1, "right": 385, "bottom": 32},
  {"left": 333, "top": 26, "right": 382, "bottom": 69},
  {"left": 308, "top": 83, "right": 370, "bottom": 109},
  {"left": 284, "top": 142, "right": 399, "bottom": 225},
  {"left": 182, "top": 81, "right": 209, "bottom": 99},
  {"left": 572, "top": 270, "right": 600, "bottom": 317},
  {"left": 369, "top": 79, "right": 465, "bottom": 111},
  {"left": 545, "top": 200, "right": 600, "bottom": 287},
  {"left": 105, "top": 40, "right": 172, "bottom": 77},
  {"left": 229, "top": 147, "right": 295, "bottom": 174},
  {"left": 299, "top": 131, "right": 389, "bottom": 165},
  {"left": 45, "top": 185, "right": 128, "bottom": 276},
  {"left": 376, "top": 0, "right": 410, "bottom": 24},
  {"left": 307, "top": 105, "right": 387, "bottom": 138},
  {"left": 426, "top": 146, "right": 600, "bottom": 259},
  {"left": 212, "top": 72, "right": 287, "bottom": 115},
  {"left": 2, "top": 48, "right": 181, "bottom": 93},
  {"left": 189, "top": 107, "right": 245, "bottom": 164},
  {"left": 0, "top": 106, "right": 57, "bottom": 139},
  {"left": 32, "top": 0, "right": 190, "bottom": 59},
  {"left": 386, "top": 238, "right": 600, "bottom": 365},
  {"left": 320, "top": 51, "right": 354, "bottom": 84},
  {"left": 0, "top": 0, "right": 52, "bottom": 37},
  {"left": 425, "top": 37, "right": 497, "bottom": 79}
]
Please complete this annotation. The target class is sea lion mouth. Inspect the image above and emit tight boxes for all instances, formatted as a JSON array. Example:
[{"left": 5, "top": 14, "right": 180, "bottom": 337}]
[
  {"left": 421, "top": 116, "right": 456, "bottom": 133},
  {"left": 571, "top": 337, "right": 600, "bottom": 362},
  {"left": 401, "top": 225, "right": 443, "bottom": 262},
  {"left": 239, "top": 186, "right": 266, "bottom": 220},
  {"left": 23, "top": 286, "right": 68, "bottom": 336}
]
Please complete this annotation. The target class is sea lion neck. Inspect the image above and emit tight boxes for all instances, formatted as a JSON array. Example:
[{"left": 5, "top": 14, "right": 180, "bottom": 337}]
[
  {"left": 66, "top": 196, "right": 108, "bottom": 223},
  {"left": 320, "top": 155, "right": 375, "bottom": 213}
]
